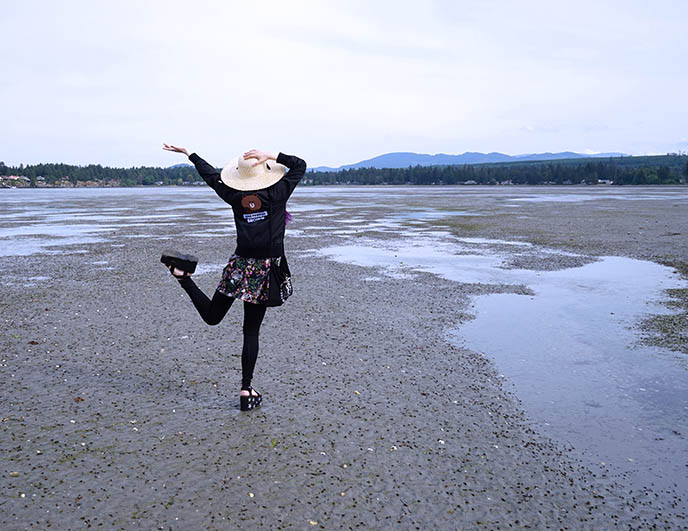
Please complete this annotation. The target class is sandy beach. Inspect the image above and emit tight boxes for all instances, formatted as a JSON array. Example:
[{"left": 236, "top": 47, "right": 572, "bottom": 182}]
[{"left": 1, "top": 186, "right": 687, "bottom": 529}]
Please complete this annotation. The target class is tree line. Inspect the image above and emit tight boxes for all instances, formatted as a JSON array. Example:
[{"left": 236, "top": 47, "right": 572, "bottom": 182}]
[
  {"left": 0, "top": 161, "right": 199, "bottom": 187},
  {"left": 308, "top": 155, "right": 688, "bottom": 186},
  {"left": 1, "top": 155, "right": 687, "bottom": 187}
]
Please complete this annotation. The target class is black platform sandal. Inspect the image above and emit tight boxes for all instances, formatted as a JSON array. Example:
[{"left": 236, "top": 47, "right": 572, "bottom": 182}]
[
  {"left": 161, "top": 250, "right": 198, "bottom": 275},
  {"left": 240, "top": 387, "right": 262, "bottom": 411}
]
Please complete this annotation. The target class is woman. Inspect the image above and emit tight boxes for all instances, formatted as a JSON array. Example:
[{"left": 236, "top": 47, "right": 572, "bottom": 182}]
[{"left": 161, "top": 143, "right": 307, "bottom": 411}]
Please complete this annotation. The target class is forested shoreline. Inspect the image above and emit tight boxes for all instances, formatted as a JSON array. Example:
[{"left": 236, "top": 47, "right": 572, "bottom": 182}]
[{"left": 1, "top": 155, "right": 687, "bottom": 187}]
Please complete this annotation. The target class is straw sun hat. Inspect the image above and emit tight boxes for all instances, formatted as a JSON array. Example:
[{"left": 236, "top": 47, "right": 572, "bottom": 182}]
[{"left": 220, "top": 156, "right": 287, "bottom": 191}]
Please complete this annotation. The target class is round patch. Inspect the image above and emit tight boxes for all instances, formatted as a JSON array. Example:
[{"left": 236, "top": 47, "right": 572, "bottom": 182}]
[{"left": 241, "top": 194, "right": 262, "bottom": 212}]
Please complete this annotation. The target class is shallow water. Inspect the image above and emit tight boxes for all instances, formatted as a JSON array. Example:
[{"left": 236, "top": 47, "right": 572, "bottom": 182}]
[
  {"left": 508, "top": 192, "right": 688, "bottom": 203},
  {"left": 453, "top": 258, "right": 688, "bottom": 495},
  {"left": 3, "top": 186, "right": 686, "bottom": 257},
  {"left": 0, "top": 188, "right": 293, "bottom": 257}
]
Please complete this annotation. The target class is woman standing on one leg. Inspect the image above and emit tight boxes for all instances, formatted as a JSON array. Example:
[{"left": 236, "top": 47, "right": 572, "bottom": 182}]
[{"left": 161, "top": 143, "right": 306, "bottom": 411}]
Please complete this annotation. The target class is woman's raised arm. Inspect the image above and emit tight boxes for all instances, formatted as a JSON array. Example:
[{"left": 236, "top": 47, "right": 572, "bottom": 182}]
[{"left": 162, "top": 143, "right": 234, "bottom": 203}]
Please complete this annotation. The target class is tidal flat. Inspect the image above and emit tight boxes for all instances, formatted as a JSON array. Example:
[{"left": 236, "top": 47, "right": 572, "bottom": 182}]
[{"left": 1, "top": 186, "right": 687, "bottom": 528}]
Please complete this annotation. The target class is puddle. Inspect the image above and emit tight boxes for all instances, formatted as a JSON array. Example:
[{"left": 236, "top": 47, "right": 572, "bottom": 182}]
[
  {"left": 390, "top": 210, "right": 478, "bottom": 221},
  {"left": 509, "top": 193, "right": 688, "bottom": 203},
  {"left": 317, "top": 236, "right": 534, "bottom": 284},
  {"left": 509, "top": 194, "right": 614, "bottom": 203},
  {"left": 0, "top": 224, "right": 117, "bottom": 238},
  {"left": 0, "top": 236, "right": 109, "bottom": 257},
  {"left": 2, "top": 275, "right": 51, "bottom": 287},
  {"left": 457, "top": 237, "right": 532, "bottom": 246},
  {"left": 316, "top": 234, "right": 688, "bottom": 501},
  {"left": 187, "top": 231, "right": 234, "bottom": 238},
  {"left": 451, "top": 257, "right": 688, "bottom": 497},
  {"left": 286, "top": 203, "right": 347, "bottom": 213}
]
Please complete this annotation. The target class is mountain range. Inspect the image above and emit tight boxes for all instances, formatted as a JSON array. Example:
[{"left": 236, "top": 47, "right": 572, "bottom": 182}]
[{"left": 309, "top": 151, "right": 626, "bottom": 172}]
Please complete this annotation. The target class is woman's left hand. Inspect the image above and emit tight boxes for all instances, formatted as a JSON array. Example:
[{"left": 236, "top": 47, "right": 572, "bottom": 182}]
[
  {"left": 244, "top": 149, "right": 277, "bottom": 167},
  {"left": 163, "top": 143, "right": 189, "bottom": 156}
]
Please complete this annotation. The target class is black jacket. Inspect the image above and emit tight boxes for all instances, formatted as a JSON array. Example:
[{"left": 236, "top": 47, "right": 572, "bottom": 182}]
[{"left": 188, "top": 152, "right": 307, "bottom": 258}]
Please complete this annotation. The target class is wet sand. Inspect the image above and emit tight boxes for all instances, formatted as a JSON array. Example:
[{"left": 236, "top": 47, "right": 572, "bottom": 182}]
[{"left": 1, "top": 186, "right": 687, "bottom": 528}]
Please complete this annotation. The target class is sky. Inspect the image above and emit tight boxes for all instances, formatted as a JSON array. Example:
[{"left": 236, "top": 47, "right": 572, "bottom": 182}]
[{"left": 2, "top": 0, "right": 687, "bottom": 168}]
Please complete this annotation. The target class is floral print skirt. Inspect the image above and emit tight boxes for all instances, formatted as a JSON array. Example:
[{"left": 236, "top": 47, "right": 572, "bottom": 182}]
[{"left": 216, "top": 254, "right": 274, "bottom": 304}]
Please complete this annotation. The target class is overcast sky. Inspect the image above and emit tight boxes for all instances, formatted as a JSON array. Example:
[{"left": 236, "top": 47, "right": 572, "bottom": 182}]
[{"left": 2, "top": 0, "right": 687, "bottom": 168}]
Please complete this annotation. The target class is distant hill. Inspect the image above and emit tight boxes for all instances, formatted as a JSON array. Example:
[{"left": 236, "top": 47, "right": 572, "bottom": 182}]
[
  {"left": 167, "top": 162, "right": 192, "bottom": 169},
  {"left": 310, "top": 151, "right": 626, "bottom": 172}
]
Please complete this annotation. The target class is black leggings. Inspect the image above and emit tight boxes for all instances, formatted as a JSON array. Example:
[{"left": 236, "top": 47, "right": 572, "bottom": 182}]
[{"left": 178, "top": 277, "right": 267, "bottom": 389}]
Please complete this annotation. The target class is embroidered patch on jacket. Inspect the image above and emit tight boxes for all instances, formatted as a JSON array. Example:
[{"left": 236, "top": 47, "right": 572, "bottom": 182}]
[
  {"left": 241, "top": 194, "right": 262, "bottom": 212},
  {"left": 243, "top": 211, "right": 268, "bottom": 223}
]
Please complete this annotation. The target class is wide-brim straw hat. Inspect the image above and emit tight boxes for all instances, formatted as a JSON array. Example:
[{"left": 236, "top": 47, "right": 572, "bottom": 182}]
[{"left": 220, "top": 156, "right": 287, "bottom": 191}]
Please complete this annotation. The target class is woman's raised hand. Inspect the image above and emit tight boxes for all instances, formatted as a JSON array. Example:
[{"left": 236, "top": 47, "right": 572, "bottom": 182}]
[
  {"left": 244, "top": 149, "right": 277, "bottom": 167},
  {"left": 163, "top": 143, "right": 189, "bottom": 156}
]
